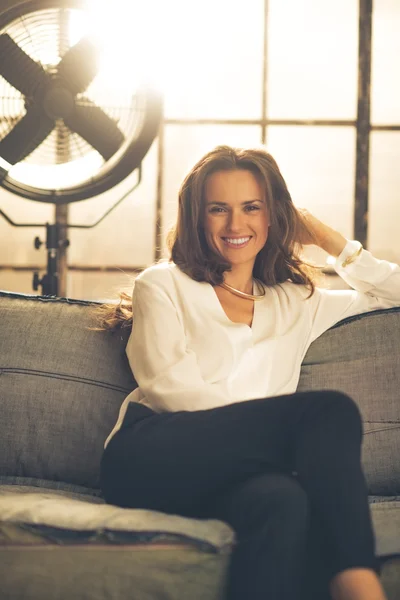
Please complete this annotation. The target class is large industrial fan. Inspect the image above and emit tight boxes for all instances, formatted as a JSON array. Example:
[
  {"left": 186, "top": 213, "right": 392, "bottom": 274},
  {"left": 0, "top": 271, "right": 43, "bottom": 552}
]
[{"left": 0, "top": 0, "right": 163, "bottom": 295}]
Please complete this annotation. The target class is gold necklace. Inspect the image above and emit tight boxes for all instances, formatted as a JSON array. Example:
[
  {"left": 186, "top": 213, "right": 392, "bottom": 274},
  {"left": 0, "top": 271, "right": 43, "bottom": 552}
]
[{"left": 219, "top": 279, "right": 266, "bottom": 301}]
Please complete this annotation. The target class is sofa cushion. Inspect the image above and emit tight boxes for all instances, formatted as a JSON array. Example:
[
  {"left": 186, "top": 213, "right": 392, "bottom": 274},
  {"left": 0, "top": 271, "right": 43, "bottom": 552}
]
[
  {"left": 0, "top": 485, "right": 235, "bottom": 553},
  {"left": 0, "top": 291, "right": 136, "bottom": 491},
  {"left": 0, "top": 485, "right": 235, "bottom": 600},
  {"left": 298, "top": 307, "right": 400, "bottom": 495}
]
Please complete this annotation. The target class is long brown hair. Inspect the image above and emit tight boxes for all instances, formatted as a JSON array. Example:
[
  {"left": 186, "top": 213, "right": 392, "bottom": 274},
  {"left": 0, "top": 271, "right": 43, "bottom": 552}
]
[{"left": 91, "top": 145, "right": 324, "bottom": 331}]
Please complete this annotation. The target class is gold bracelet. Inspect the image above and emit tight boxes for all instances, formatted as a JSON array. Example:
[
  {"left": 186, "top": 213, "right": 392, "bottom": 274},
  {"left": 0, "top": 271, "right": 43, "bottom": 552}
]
[{"left": 341, "top": 243, "right": 363, "bottom": 268}]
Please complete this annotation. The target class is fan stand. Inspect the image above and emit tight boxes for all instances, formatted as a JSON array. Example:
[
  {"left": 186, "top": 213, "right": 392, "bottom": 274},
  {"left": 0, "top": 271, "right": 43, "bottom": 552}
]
[
  {"left": 0, "top": 166, "right": 142, "bottom": 296},
  {"left": 33, "top": 221, "right": 69, "bottom": 295}
]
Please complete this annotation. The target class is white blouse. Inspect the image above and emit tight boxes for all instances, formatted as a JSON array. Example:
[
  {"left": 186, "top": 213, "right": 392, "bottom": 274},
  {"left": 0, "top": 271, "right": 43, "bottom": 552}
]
[{"left": 104, "top": 240, "right": 400, "bottom": 449}]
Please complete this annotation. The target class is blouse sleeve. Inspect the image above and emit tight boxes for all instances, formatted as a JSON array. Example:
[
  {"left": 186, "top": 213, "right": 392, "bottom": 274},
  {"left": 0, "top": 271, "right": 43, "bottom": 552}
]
[
  {"left": 307, "top": 239, "right": 400, "bottom": 344},
  {"left": 125, "top": 277, "right": 229, "bottom": 412}
]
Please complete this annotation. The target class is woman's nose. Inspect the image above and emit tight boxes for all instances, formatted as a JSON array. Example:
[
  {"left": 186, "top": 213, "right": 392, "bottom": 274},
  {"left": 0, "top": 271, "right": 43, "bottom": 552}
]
[{"left": 227, "top": 210, "right": 246, "bottom": 231}]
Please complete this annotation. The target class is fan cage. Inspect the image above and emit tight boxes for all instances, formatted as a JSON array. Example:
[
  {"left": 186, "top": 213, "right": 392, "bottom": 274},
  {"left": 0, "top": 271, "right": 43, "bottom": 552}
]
[{"left": 0, "top": 1, "right": 161, "bottom": 201}]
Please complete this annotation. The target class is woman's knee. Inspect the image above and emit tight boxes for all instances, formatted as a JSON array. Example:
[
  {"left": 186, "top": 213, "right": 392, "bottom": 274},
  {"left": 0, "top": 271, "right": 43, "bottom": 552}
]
[
  {"left": 259, "top": 473, "right": 309, "bottom": 524},
  {"left": 316, "top": 390, "right": 363, "bottom": 428}
]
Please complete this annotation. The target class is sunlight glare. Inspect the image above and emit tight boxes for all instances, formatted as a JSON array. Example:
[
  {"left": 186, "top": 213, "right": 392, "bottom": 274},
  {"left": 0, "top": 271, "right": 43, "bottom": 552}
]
[{"left": 74, "top": 0, "right": 235, "bottom": 95}]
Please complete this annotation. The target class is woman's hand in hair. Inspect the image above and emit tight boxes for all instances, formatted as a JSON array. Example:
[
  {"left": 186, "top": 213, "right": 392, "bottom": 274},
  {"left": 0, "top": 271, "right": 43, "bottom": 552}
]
[
  {"left": 295, "top": 208, "right": 347, "bottom": 257},
  {"left": 294, "top": 208, "right": 330, "bottom": 246}
]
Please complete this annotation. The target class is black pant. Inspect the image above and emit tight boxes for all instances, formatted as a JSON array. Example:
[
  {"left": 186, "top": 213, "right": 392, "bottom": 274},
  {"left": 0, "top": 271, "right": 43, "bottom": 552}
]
[{"left": 100, "top": 390, "right": 381, "bottom": 600}]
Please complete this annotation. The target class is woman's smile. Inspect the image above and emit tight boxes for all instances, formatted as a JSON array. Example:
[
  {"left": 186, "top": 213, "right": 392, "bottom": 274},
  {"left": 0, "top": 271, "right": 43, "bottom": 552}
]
[{"left": 222, "top": 236, "right": 253, "bottom": 249}]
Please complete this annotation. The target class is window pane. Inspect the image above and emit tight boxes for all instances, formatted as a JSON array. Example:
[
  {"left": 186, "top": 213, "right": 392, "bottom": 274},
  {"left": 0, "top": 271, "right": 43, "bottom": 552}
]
[
  {"left": 369, "top": 132, "right": 400, "bottom": 261},
  {"left": 68, "top": 271, "right": 137, "bottom": 302},
  {"left": 162, "top": 0, "right": 264, "bottom": 119},
  {"left": 267, "top": 0, "right": 358, "bottom": 120},
  {"left": 0, "top": 189, "right": 52, "bottom": 266},
  {"left": 162, "top": 125, "right": 262, "bottom": 254},
  {"left": 266, "top": 126, "right": 356, "bottom": 264},
  {"left": 69, "top": 140, "right": 158, "bottom": 268},
  {"left": 371, "top": 0, "right": 400, "bottom": 124}
]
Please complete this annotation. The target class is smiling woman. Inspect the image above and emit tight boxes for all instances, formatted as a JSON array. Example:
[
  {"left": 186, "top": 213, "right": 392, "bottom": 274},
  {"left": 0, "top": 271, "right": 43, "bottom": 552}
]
[
  {"left": 91, "top": 144, "right": 323, "bottom": 331},
  {"left": 93, "top": 143, "right": 399, "bottom": 600}
]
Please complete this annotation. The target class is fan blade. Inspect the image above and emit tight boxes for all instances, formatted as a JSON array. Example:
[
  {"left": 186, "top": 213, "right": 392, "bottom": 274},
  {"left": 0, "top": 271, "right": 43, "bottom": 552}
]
[
  {"left": 57, "top": 38, "right": 98, "bottom": 95},
  {"left": 64, "top": 102, "right": 124, "bottom": 160},
  {"left": 0, "top": 34, "right": 48, "bottom": 97},
  {"left": 0, "top": 108, "right": 54, "bottom": 164}
]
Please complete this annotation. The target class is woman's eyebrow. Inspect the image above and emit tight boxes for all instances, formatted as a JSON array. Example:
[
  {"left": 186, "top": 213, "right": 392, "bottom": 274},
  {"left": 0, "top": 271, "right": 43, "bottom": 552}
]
[{"left": 207, "top": 199, "right": 264, "bottom": 206}]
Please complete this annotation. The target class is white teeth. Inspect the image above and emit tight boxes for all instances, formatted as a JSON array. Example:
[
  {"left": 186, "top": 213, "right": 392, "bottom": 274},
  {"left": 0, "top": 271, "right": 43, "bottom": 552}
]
[{"left": 224, "top": 237, "right": 250, "bottom": 245}]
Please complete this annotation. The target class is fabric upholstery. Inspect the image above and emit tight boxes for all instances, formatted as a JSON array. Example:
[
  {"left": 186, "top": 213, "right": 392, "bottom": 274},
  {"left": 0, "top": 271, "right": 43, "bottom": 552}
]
[
  {"left": 298, "top": 307, "right": 400, "bottom": 495},
  {"left": 0, "top": 291, "right": 137, "bottom": 491}
]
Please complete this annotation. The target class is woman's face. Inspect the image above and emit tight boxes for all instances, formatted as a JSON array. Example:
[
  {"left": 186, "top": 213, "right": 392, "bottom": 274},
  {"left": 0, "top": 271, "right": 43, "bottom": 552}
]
[{"left": 203, "top": 169, "right": 270, "bottom": 268}]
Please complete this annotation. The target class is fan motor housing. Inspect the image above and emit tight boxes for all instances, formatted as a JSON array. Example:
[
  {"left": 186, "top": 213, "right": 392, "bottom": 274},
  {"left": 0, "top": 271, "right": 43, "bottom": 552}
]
[{"left": 42, "top": 82, "right": 75, "bottom": 120}]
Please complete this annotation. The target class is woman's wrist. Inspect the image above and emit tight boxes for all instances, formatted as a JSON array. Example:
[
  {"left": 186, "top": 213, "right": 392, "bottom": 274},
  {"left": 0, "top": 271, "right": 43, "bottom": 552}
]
[{"left": 317, "top": 228, "right": 348, "bottom": 258}]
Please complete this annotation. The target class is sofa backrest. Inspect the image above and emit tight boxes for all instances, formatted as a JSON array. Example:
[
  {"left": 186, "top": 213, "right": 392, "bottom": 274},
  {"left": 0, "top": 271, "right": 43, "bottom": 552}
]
[
  {"left": 298, "top": 307, "right": 400, "bottom": 495},
  {"left": 0, "top": 290, "right": 399, "bottom": 496},
  {"left": 0, "top": 291, "right": 136, "bottom": 495}
]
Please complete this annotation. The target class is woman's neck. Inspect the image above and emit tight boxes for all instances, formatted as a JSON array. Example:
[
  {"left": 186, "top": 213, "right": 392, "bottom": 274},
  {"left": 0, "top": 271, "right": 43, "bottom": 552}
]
[{"left": 222, "top": 267, "right": 254, "bottom": 294}]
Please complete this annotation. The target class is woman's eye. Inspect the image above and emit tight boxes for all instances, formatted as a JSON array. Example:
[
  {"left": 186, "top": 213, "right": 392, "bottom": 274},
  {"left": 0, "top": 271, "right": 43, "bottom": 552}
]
[{"left": 209, "top": 205, "right": 260, "bottom": 214}]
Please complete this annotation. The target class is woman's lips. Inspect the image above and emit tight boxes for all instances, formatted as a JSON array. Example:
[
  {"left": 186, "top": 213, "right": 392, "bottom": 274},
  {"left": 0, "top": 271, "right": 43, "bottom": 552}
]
[{"left": 222, "top": 237, "right": 252, "bottom": 249}]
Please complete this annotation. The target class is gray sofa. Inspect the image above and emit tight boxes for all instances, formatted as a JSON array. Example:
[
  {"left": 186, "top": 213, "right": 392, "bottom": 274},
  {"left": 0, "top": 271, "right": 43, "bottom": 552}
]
[{"left": 0, "top": 289, "right": 399, "bottom": 600}]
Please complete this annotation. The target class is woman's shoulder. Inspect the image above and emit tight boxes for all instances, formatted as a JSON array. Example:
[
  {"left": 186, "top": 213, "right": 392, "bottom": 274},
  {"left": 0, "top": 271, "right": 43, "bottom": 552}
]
[
  {"left": 135, "top": 260, "right": 195, "bottom": 294},
  {"left": 135, "top": 260, "right": 176, "bottom": 286},
  {"left": 273, "top": 279, "right": 317, "bottom": 304}
]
